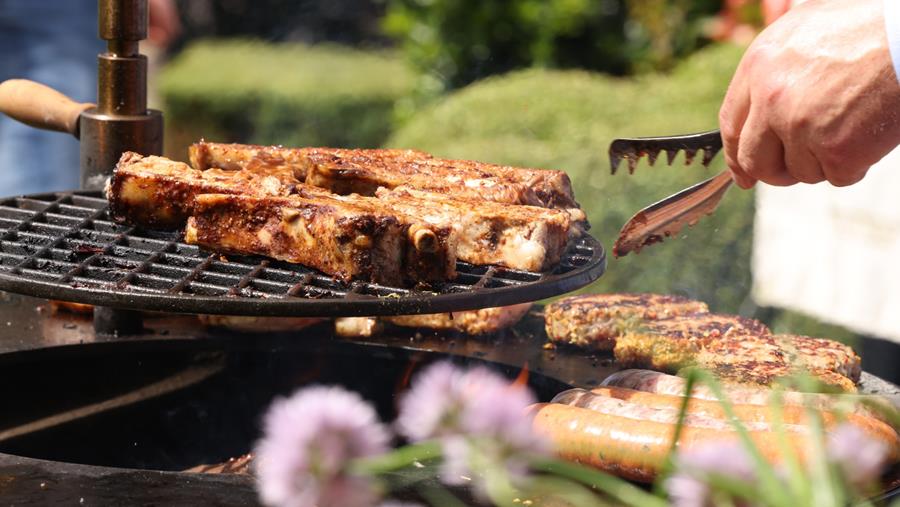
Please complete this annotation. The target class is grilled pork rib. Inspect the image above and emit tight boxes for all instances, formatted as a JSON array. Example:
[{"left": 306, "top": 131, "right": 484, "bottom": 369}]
[
  {"left": 189, "top": 142, "right": 428, "bottom": 180},
  {"left": 106, "top": 152, "right": 297, "bottom": 228},
  {"left": 334, "top": 303, "right": 533, "bottom": 337},
  {"left": 108, "top": 153, "right": 456, "bottom": 284},
  {"left": 386, "top": 302, "right": 533, "bottom": 335},
  {"left": 372, "top": 186, "right": 572, "bottom": 272},
  {"left": 185, "top": 194, "right": 407, "bottom": 285},
  {"left": 188, "top": 142, "right": 583, "bottom": 215}
]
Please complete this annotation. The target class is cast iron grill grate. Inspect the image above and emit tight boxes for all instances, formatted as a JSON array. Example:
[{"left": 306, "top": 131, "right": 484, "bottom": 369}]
[{"left": 0, "top": 191, "right": 606, "bottom": 317}]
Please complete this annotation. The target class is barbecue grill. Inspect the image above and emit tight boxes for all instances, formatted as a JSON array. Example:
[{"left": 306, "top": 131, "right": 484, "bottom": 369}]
[{"left": 0, "top": 1, "right": 897, "bottom": 505}]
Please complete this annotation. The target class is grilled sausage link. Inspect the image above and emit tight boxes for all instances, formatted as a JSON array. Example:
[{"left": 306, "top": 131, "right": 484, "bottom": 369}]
[
  {"left": 531, "top": 402, "right": 812, "bottom": 483},
  {"left": 602, "top": 369, "right": 894, "bottom": 424},
  {"left": 552, "top": 388, "right": 808, "bottom": 432},
  {"left": 589, "top": 386, "right": 898, "bottom": 451}
]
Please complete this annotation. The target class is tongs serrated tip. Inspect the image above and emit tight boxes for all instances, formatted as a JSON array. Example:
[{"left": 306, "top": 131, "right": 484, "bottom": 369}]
[
  {"left": 609, "top": 130, "right": 724, "bottom": 175},
  {"left": 610, "top": 129, "right": 730, "bottom": 257}
]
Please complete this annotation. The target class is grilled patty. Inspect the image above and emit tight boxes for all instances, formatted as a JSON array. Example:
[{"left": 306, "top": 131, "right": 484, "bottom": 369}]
[
  {"left": 776, "top": 334, "right": 861, "bottom": 383},
  {"left": 544, "top": 293, "right": 709, "bottom": 350},
  {"left": 614, "top": 313, "right": 770, "bottom": 371},
  {"left": 545, "top": 293, "right": 861, "bottom": 391}
]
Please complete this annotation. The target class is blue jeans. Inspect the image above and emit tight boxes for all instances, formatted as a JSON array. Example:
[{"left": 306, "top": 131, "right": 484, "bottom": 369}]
[{"left": 0, "top": 0, "right": 103, "bottom": 195}]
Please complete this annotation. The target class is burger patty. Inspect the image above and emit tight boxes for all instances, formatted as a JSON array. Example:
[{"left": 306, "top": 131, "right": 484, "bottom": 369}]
[
  {"left": 613, "top": 314, "right": 770, "bottom": 371},
  {"left": 544, "top": 293, "right": 709, "bottom": 350},
  {"left": 544, "top": 293, "right": 861, "bottom": 392}
]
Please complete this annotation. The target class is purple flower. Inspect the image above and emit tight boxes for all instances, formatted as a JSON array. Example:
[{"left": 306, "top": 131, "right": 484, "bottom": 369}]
[
  {"left": 396, "top": 362, "right": 465, "bottom": 441},
  {"left": 666, "top": 441, "right": 757, "bottom": 507},
  {"left": 254, "top": 386, "right": 390, "bottom": 507},
  {"left": 395, "top": 362, "right": 549, "bottom": 489},
  {"left": 827, "top": 423, "right": 889, "bottom": 487}
]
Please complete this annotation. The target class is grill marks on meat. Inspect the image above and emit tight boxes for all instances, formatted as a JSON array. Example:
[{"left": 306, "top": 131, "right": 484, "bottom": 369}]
[
  {"left": 545, "top": 293, "right": 861, "bottom": 391},
  {"left": 185, "top": 194, "right": 407, "bottom": 285},
  {"left": 189, "top": 142, "right": 583, "bottom": 217},
  {"left": 544, "top": 293, "right": 709, "bottom": 350},
  {"left": 110, "top": 152, "right": 456, "bottom": 284}
]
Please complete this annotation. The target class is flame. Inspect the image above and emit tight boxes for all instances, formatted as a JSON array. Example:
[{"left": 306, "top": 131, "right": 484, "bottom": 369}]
[
  {"left": 512, "top": 362, "right": 529, "bottom": 388},
  {"left": 396, "top": 353, "right": 424, "bottom": 395}
]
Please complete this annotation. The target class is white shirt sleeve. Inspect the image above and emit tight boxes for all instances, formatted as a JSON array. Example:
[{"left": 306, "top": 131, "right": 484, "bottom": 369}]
[{"left": 886, "top": 0, "right": 900, "bottom": 82}]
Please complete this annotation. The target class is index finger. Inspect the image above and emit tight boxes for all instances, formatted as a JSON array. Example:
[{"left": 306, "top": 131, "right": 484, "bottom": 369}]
[{"left": 719, "top": 57, "right": 755, "bottom": 188}]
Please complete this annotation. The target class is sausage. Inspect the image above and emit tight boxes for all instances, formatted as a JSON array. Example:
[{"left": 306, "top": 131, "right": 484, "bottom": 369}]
[
  {"left": 600, "top": 370, "right": 898, "bottom": 450},
  {"left": 531, "top": 403, "right": 812, "bottom": 483},
  {"left": 579, "top": 386, "right": 899, "bottom": 460},
  {"left": 601, "top": 369, "right": 886, "bottom": 414},
  {"left": 552, "top": 388, "right": 807, "bottom": 433},
  {"left": 600, "top": 369, "right": 788, "bottom": 404}
]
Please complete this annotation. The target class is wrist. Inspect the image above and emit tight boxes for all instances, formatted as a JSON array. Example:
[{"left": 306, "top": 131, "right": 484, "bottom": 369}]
[{"left": 885, "top": 0, "right": 900, "bottom": 82}]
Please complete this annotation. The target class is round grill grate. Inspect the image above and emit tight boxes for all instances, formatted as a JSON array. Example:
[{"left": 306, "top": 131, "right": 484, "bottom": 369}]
[{"left": 0, "top": 191, "right": 606, "bottom": 317}]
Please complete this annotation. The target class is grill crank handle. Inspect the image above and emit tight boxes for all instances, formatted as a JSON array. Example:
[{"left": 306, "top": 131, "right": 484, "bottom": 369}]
[{"left": 0, "top": 79, "right": 94, "bottom": 139}]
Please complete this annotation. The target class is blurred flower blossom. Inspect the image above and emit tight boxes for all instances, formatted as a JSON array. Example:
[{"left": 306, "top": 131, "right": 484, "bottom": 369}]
[
  {"left": 666, "top": 440, "right": 757, "bottom": 507},
  {"left": 827, "top": 423, "right": 889, "bottom": 488},
  {"left": 396, "top": 362, "right": 549, "bottom": 490},
  {"left": 377, "top": 502, "right": 424, "bottom": 507},
  {"left": 254, "top": 386, "right": 390, "bottom": 507}
]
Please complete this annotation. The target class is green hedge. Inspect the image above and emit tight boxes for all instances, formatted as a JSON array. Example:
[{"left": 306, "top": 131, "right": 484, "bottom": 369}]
[
  {"left": 159, "top": 40, "right": 416, "bottom": 157},
  {"left": 387, "top": 44, "right": 754, "bottom": 313}
]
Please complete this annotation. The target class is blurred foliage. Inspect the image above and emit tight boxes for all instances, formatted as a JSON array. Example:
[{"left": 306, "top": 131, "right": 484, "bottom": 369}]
[
  {"left": 159, "top": 40, "right": 415, "bottom": 158},
  {"left": 626, "top": 0, "right": 723, "bottom": 71},
  {"left": 382, "top": 0, "right": 721, "bottom": 93},
  {"left": 172, "top": 0, "right": 389, "bottom": 51},
  {"left": 388, "top": 44, "right": 753, "bottom": 313}
]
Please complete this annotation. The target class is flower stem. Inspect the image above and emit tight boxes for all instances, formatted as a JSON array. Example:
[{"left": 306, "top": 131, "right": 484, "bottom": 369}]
[
  {"left": 532, "top": 458, "right": 668, "bottom": 507},
  {"left": 351, "top": 441, "right": 442, "bottom": 475}
]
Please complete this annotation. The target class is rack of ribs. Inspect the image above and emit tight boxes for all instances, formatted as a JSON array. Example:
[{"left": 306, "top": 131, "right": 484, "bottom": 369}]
[
  {"left": 188, "top": 142, "right": 584, "bottom": 217},
  {"left": 108, "top": 152, "right": 456, "bottom": 284},
  {"left": 110, "top": 151, "right": 580, "bottom": 275}
]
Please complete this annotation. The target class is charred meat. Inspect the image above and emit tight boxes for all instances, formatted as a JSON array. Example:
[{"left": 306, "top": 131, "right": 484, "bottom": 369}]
[
  {"left": 544, "top": 293, "right": 709, "bottom": 350},
  {"left": 184, "top": 194, "right": 408, "bottom": 285}
]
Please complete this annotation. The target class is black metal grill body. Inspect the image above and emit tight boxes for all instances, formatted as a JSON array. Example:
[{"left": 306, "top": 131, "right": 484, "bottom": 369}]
[{"left": 0, "top": 191, "right": 606, "bottom": 317}]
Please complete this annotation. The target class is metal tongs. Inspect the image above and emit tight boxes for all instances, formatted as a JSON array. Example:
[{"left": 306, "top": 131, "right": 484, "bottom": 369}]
[{"left": 609, "top": 129, "right": 730, "bottom": 257}]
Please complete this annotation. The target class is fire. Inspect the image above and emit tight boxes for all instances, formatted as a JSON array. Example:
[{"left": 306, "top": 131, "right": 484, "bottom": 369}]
[
  {"left": 512, "top": 362, "right": 529, "bottom": 388},
  {"left": 396, "top": 353, "right": 424, "bottom": 395}
]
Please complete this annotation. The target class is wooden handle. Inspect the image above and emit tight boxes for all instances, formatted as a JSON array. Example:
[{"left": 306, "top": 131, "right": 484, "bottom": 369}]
[{"left": 0, "top": 79, "right": 94, "bottom": 138}]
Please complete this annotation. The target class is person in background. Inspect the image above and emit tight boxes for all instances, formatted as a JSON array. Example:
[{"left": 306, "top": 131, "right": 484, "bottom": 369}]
[
  {"left": 0, "top": 0, "right": 180, "bottom": 196},
  {"left": 726, "top": 0, "right": 900, "bottom": 382}
]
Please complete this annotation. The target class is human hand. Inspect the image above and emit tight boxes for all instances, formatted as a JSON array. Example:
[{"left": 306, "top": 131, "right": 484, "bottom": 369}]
[{"left": 719, "top": 0, "right": 900, "bottom": 188}]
